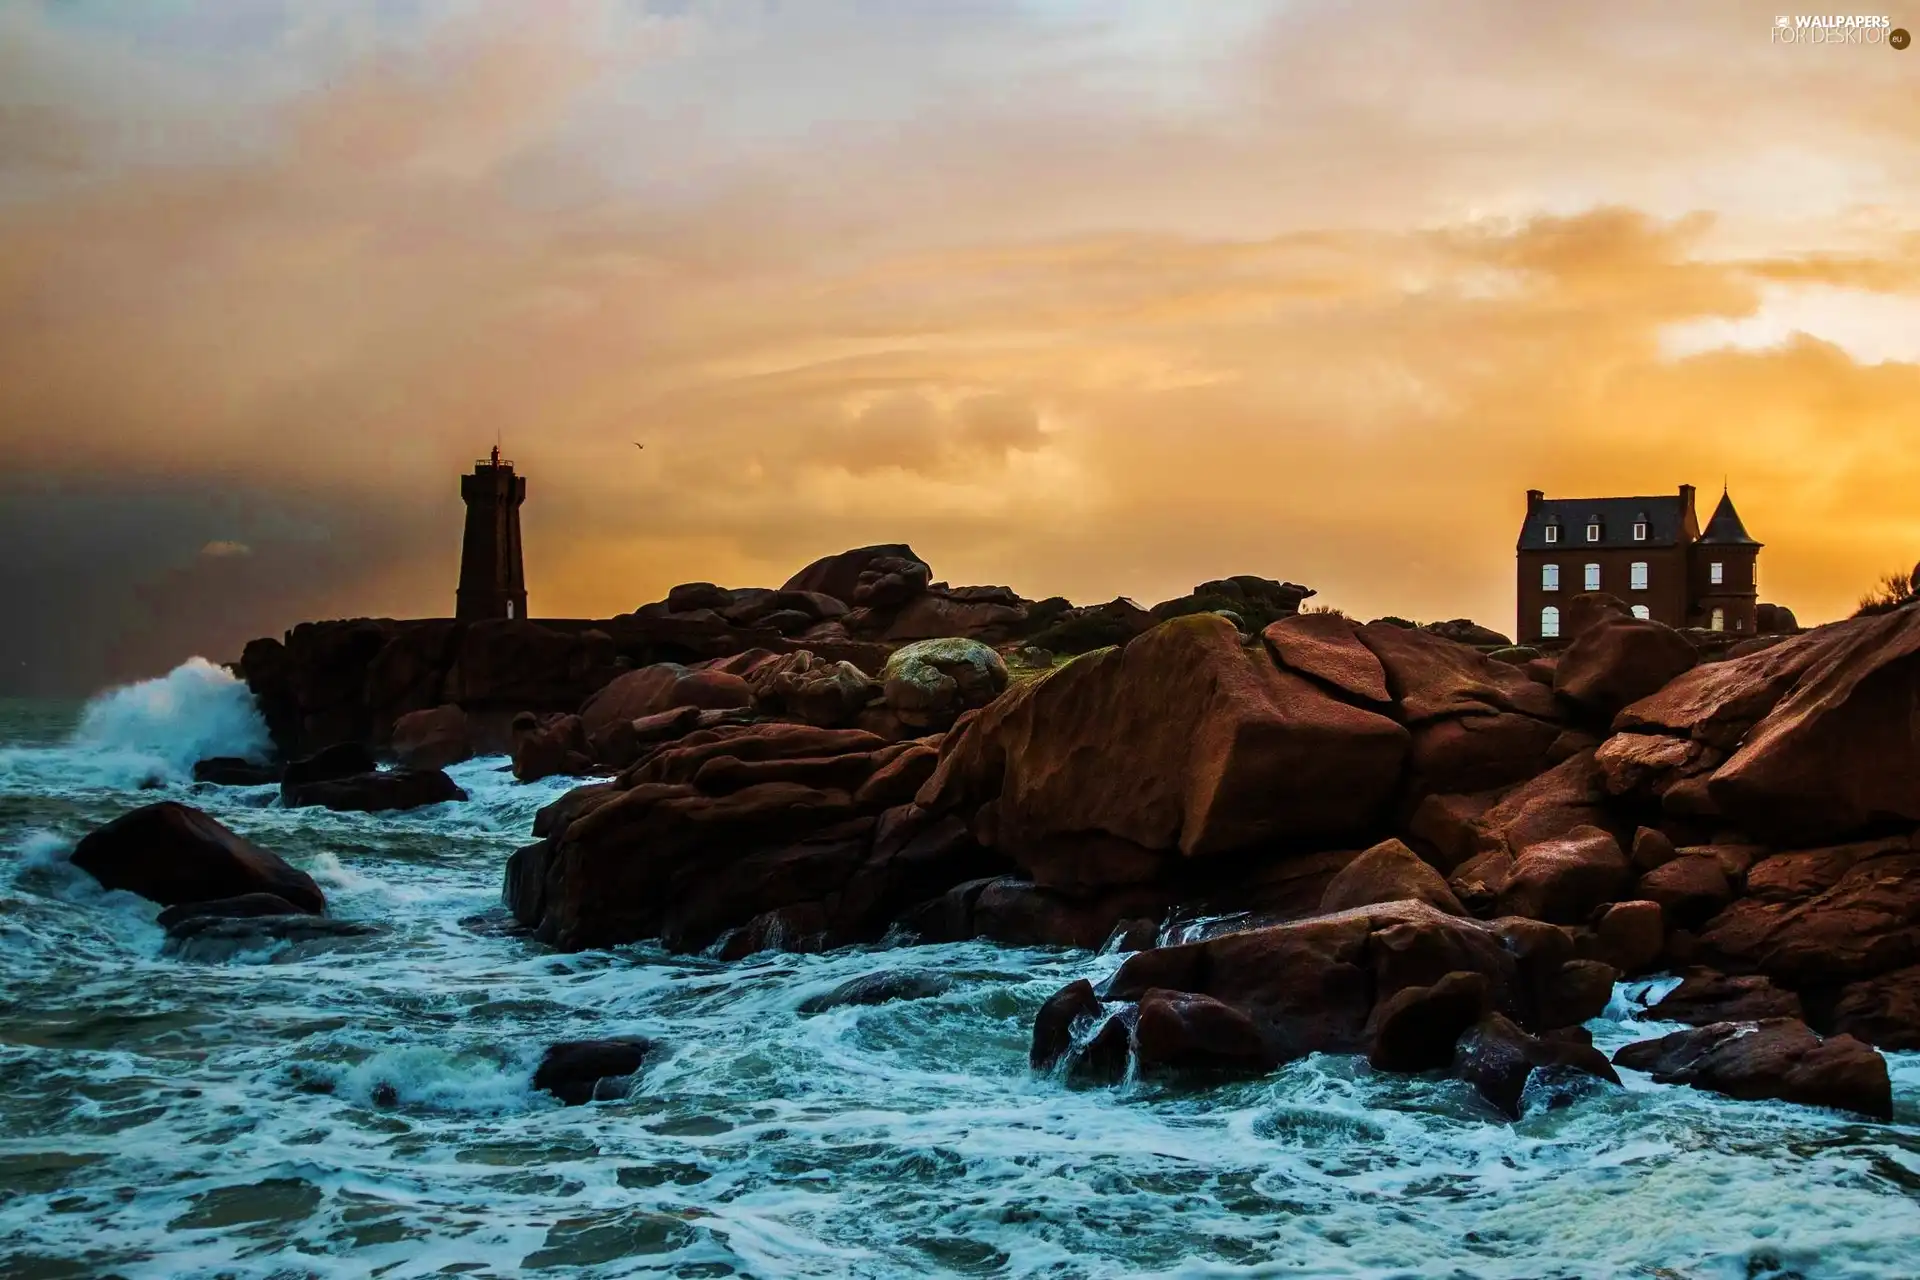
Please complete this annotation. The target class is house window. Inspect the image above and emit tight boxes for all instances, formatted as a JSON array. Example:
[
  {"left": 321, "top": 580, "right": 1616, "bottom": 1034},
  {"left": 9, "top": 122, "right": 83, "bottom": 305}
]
[
  {"left": 1541, "top": 606, "right": 1561, "bottom": 638},
  {"left": 1584, "top": 563, "right": 1601, "bottom": 591},
  {"left": 1544, "top": 524, "right": 1559, "bottom": 544},
  {"left": 1631, "top": 605, "right": 1651, "bottom": 620},
  {"left": 1586, "top": 523, "right": 1601, "bottom": 542},
  {"left": 1542, "top": 564, "right": 1560, "bottom": 591},
  {"left": 1710, "top": 607, "right": 1725, "bottom": 632},
  {"left": 1630, "top": 562, "right": 1648, "bottom": 591},
  {"left": 1710, "top": 562, "right": 1724, "bottom": 585},
  {"left": 1633, "top": 522, "right": 1648, "bottom": 541}
]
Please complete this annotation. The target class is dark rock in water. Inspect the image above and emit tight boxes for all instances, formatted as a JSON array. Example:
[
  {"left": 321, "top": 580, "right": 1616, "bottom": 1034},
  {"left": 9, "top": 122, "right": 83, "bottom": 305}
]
[
  {"left": 503, "top": 842, "right": 551, "bottom": 929},
  {"left": 1133, "top": 988, "right": 1274, "bottom": 1076},
  {"left": 1647, "top": 968, "right": 1804, "bottom": 1026},
  {"left": 282, "top": 742, "right": 379, "bottom": 788},
  {"left": 1069, "top": 1014, "right": 1133, "bottom": 1085},
  {"left": 1613, "top": 1018, "right": 1891, "bottom": 1119},
  {"left": 192, "top": 757, "right": 282, "bottom": 787},
  {"left": 1031, "top": 979, "right": 1104, "bottom": 1071},
  {"left": 282, "top": 768, "right": 466, "bottom": 812},
  {"left": 1452, "top": 1012, "right": 1620, "bottom": 1119},
  {"left": 389, "top": 704, "right": 475, "bottom": 771},
  {"left": 1367, "top": 971, "right": 1491, "bottom": 1073},
  {"left": 155, "top": 892, "right": 310, "bottom": 928},
  {"left": 534, "top": 1037, "right": 658, "bottom": 1105},
  {"left": 163, "top": 914, "right": 380, "bottom": 962},
  {"left": 70, "top": 802, "right": 325, "bottom": 913},
  {"left": 797, "top": 969, "right": 954, "bottom": 1015}
]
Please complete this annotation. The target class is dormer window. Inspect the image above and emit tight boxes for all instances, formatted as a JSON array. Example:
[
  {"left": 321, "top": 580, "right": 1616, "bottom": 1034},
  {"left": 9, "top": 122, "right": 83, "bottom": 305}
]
[
  {"left": 1544, "top": 524, "right": 1559, "bottom": 544},
  {"left": 1586, "top": 523, "right": 1601, "bottom": 542},
  {"left": 1633, "top": 521, "right": 1647, "bottom": 541}
]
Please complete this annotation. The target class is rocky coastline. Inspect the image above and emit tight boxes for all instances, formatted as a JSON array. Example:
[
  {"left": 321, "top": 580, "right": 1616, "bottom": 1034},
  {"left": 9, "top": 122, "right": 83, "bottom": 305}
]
[{"left": 78, "top": 543, "right": 1917, "bottom": 1120}]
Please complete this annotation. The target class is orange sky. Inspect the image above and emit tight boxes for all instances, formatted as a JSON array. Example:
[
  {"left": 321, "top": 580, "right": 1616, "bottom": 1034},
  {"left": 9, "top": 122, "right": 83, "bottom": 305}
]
[{"left": 3, "top": 0, "right": 1918, "bottom": 691}]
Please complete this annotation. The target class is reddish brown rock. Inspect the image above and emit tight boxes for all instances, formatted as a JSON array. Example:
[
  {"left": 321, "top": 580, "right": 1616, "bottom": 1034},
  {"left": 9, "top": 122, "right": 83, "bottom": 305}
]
[
  {"left": 1465, "top": 750, "right": 1612, "bottom": 861},
  {"left": 1355, "top": 622, "right": 1560, "bottom": 724},
  {"left": 1594, "top": 732, "right": 1704, "bottom": 800},
  {"left": 389, "top": 704, "right": 474, "bottom": 771},
  {"left": 512, "top": 713, "right": 593, "bottom": 783},
  {"left": 626, "top": 724, "right": 889, "bottom": 787},
  {"left": 1408, "top": 712, "right": 1563, "bottom": 795},
  {"left": 1694, "top": 850, "right": 1920, "bottom": 986},
  {"left": 853, "top": 743, "right": 941, "bottom": 810},
  {"left": 1612, "top": 1019, "right": 1892, "bottom": 1119},
  {"left": 1647, "top": 969, "right": 1804, "bottom": 1026},
  {"left": 1707, "top": 608, "right": 1920, "bottom": 841},
  {"left": 1592, "top": 900, "right": 1664, "bottom": 974},
  {"left": 1407, "top": 791, "right": 1506, "bottom": 872},
  {"left": 746, "top": 651, "right": 881, "bottom": 727},
  {"left": 1495, "top": 826, "right": 1633, "bottom": 925},
  {"left": 579, "top": 664, "right": 753, "bottom": 747},
  {"left": 967, "top": 878, "right": 1168, "bottom": 950},
  {"left": 1830, "top": 965, "right": 1920, "bottom": 1051},
  {"left": 782, "top": 544, "right": 932, "bottom": 609},
  {"left": 1367, "top": 970, "right": 1491, "bottom": 1072},
  {"left": 1452, "top": 1012, "right": 1620, "bottom": 1118},
  {"left": 1613, "top": 626, "right": 1829, "bottom": 750},
  {"left": 1553, "top": 616, "right": 1698, "bottom": 720},
  {"left": 1261, "top": 613, "right": 1391, "bottom": 704},
  {"left": 1319, "top": 838, "right": 1464, "bottom": 916},
  {"left": 1560, "top": 592, "right": 1633, "bottom": 641},
  {"left": 71, "top": 802, "right": 325, "bottom": 914},
  {"left": 1637, "top": 855, "right": 1735, "bottom": 930},
  {"left": 1031, "top": 979, "right": 1104, "bottom": 1070},
  {"left": 283, "top": 768, "right": 466, "bottom": 813},
  {"left": 1630, "top": 826, "right": 1678, "bottom": 872},
  {"left": 917, "top": 615, "right": 1408, "bottom": 885},
  {"left": 1134, "top": 989, "right": 1275, "bottom": 1075}
]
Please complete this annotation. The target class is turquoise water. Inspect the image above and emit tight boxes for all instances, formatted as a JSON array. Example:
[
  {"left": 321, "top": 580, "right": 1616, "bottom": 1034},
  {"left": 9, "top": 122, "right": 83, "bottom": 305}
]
[{"left": 0, "top": 662, "right": 1917, "bottom": 1279}]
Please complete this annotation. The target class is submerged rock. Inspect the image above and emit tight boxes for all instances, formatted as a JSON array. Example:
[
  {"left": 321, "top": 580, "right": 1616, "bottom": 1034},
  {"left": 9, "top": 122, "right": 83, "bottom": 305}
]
[
  {"left": 191, "top": 757, "right": 282, "bottom": 787},
  {"left": 70, "top": 802, "right": 325, "bottom": 913},
  {"left": 797, "top": 969, "right": 955, "bottom": 1015},
  {"left": 534, "top": 1037, "right": 659, "bottom": 1105},
  {"left": 282, "top": 768, "right": 467, "bottom": 812},
  {"left": 163, "top": 914, "right": 380, "bottom": 962},
  {"left": 155, "top": 892, "right": 311, "bottom": 928},
  {"left": 1451, "top": 1013, "right": 1620, "bottom": 1119},
  {"left": 1613, "top": 1019, "right": 1892, "bottom": 1120}
]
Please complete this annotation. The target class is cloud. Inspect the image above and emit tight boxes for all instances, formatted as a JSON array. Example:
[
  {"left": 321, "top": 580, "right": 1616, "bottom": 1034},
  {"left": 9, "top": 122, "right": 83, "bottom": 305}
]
[
  {"left": 0, "top": 1, "right": 1917, "bottom": 691},
  {"left": 199, "top": 540, "right": 252, "bottom": 558}
]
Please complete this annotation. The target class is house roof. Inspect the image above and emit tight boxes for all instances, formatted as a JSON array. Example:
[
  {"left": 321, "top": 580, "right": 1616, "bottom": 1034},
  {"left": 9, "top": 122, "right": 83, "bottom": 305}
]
[
  {"left": 1698, "top": 490, "right": 1761, "bottom": 546},
  {"left": 1517, "top": 495, "right": 1689, "bottom": 551}
]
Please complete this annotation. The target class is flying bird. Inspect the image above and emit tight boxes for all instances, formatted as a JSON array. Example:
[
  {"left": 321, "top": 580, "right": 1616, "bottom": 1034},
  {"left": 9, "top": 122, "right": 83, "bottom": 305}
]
[{"left": 632, "top": 442, "right": 645, "bottom": 449}]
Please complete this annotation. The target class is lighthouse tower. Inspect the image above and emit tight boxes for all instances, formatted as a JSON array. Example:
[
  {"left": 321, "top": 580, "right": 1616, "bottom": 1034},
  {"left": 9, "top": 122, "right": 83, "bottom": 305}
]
[{"left": 456, "top": 446, "right": 527, "bottom": 621}]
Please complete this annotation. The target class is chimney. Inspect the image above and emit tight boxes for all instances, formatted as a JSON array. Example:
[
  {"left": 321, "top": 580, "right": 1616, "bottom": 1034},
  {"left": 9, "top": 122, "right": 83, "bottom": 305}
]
[
  {"left": 1678, "top": 483, "right": 1698, "bottom": 542},
  {"left": 1526, "top": 488, "right": 1544, "bottom": 515}
]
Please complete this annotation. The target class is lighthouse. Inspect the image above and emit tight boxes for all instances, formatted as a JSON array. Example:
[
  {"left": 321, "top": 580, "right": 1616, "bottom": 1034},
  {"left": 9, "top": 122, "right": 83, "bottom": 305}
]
[{"left": 456, "top": 446, "right": 527, "bottom": 621}]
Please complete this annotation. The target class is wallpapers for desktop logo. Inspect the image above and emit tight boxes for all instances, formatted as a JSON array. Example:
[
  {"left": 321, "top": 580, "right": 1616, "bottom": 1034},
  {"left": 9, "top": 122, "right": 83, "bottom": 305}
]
[{"left": 1771, "top": 13, "right": 1909, "bottom": 45}]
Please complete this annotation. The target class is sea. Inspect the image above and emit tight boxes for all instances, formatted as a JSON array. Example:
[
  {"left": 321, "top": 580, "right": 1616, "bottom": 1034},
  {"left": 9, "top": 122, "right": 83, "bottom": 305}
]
[{"left": 1, "top": 660, "right": 1917, "bottom": 1279}]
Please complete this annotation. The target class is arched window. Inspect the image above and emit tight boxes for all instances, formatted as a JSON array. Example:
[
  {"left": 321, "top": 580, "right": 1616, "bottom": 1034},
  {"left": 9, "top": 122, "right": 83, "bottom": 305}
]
[
  {"left": 1630, "top": 561, "right": 1649, "bottom": 591},
  {"left": 1631, "top": 605, "right": 1651, "bottom": 620},
  {"left": 1542, "top": 563, "right": 1560, "bottom": 591},
  {"left": 1583, "top": 563, "right": 1601, "bottom": 591},
  {"left": 1541, "top": 606, "right": 1561, "bottom": 639},
  {"left": 1710, "top": 607, "right": 1725, "bottom": 632}
]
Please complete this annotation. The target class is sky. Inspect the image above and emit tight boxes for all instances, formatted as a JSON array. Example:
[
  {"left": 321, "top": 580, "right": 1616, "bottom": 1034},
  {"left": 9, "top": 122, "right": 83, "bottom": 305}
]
[{"left": 3, "top": 0, "right": 1918, "bottom": 695}]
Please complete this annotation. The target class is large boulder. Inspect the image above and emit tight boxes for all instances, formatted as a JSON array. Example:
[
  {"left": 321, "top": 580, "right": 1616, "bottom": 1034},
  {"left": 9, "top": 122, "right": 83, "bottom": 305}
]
[
  {"left": 1451, "top": 1012, "right": 1620, "bottom": 1118},
  {"left": 748, "top": 651, "right": 883, "bottom": 728},
  {"left": 1613, "top": 1019, "right": 1891, "bottom": 1119},
  {"left": 579, "top": 664, "right": 754, "bottom": 750},
  {"left": 1552, "top": 617, "right": 1698, "bottom": 720},
  {"left": 1262, "top": 613, "right": 1390, "bottom": 705},
  {"left": 783, "top": 544, "right": 932, "bottom": 609},
  {"left": 1027, "top": 597, "right": 1156, "bottom": 655},
  {"left": 1151, "top": 576, "right": 1316, "bottom": 632},
  {"left": 1646, "top": 969, "right": 1805, "bottom": 1025},
  {"left": 1493, "top": 825, "right": 1632, "bottom": 924},
  {"left": 70, "top": 802, "right": 324, "bottom": 913},
  {"left": 1693, "top": 847, "right": 1919, "bottom": 987},
  {"left": 388, "top": 704, "right": 475, "bottom": 771},
  {"left": 1319, "top": 838, "right": 1464, "bottom": 916},
  {"left": 881, "top": 590, "right": 1031, "bottom": 644},
  {"left": 917, "top": 615, "right": 1409, "bottom": 891},
  {"left": 533, "top": 1037, "right": 658, "bottom": 1105},
  {"left": 882, "top": 638, "right": 1008, "bottom": 731},
  {"left": 282, "top": 768, "right": 466, "bottom": 813},
  {"left": 1705, "top": 608, "right": 1920, "bottom": 841}
]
